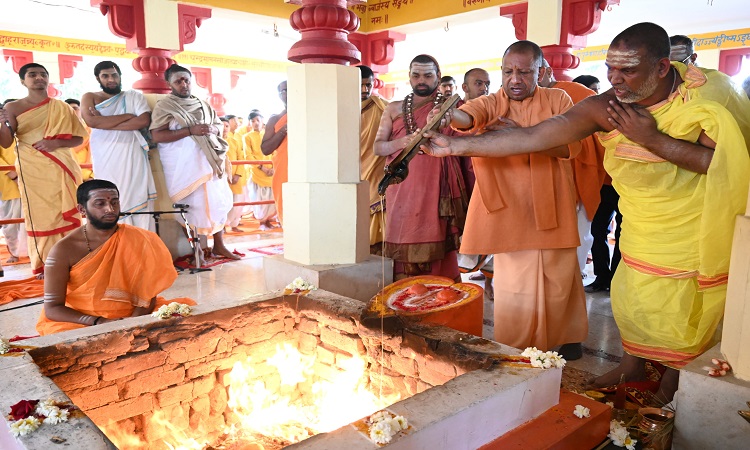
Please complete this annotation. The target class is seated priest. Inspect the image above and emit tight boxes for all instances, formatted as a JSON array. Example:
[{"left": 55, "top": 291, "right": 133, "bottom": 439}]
[{"left": 37, "top": 179, "right": 194, "bottom": 335}]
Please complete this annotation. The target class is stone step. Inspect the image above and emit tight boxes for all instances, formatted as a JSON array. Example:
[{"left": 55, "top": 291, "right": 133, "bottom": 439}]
[{"left": 479, "top": 390, "right": 610, "bottom": 450}]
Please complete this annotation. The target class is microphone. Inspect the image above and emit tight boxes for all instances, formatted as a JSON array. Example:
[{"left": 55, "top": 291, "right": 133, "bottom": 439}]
[{"left": 173, "top": 203, "right": 190, "bottom": 209}]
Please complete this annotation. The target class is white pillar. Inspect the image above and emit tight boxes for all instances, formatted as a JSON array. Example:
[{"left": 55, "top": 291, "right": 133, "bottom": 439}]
[
  {"left": 526, "top": 0, "right": 563, "bottom": 46},
  {"left": 283, "top": 63, "right": 370, "bottom": 265}
]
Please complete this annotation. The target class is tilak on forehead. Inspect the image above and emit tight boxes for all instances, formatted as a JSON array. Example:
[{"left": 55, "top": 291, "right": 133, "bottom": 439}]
[
  {"left": 169, "top": 71, "right": 191, "bottom": 81},
  {"left": 606, "top": 49, "right": 642, "bottom": 67},
  {"left": 669, "top": 44, "right": 690, "bottom": 60}
]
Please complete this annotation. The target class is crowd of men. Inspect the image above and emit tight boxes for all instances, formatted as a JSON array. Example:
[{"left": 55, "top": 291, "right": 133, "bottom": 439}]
[{"left": 1, "top": 20, "right": 750, "bottom": 403}]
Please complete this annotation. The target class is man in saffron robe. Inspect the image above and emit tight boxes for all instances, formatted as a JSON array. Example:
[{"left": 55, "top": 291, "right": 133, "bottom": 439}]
[
  {"left": 261, "top": 81, "right": 288, "bottom": 225},
  {"left": 82, "top": 61, "right": 155, "bottom": 231},
  {"left": 36, "top": 180, "right": 194, "bottom": 335},
  {"left": 538, "top": 58, "right": 607, "bottom": 280},
  {"left": 422, "top": 23, "right": 750, "bottom": 401},
  {"left": 444, "top": 42, "right": 587, "bottom": 358},
  {"left": 374, "top": 55, "right": 469, "bottom": 282},
  {"left": 0, "top": 63, "right": 85, "bottom": 279},
  {"left": 151, "top": 64, "right": 238, "bottom": 262},
  {"left": 359, "top": 66, "right": 389, "bottom": 254},
  {"left": 244, "top": 111, "right": 276, "bottom": 229}
]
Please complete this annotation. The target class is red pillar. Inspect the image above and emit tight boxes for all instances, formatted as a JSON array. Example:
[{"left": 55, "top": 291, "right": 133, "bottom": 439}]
[
  {"left": 349, "top": 30, "right": 405, "bottom": 94},
  {"left": 93, "top": 0, "right": 210, "bottom": 93},
  {"left": 287, "top": 0, "right": 363, "bottom": 65},
  {"left": 500, "top": 0, "right": 619, "bottom": 81}
]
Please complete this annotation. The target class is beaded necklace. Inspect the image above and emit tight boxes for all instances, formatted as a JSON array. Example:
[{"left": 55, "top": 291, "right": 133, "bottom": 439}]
[{"left": 402, "top": 92, "right": 444, "bottom": 134}]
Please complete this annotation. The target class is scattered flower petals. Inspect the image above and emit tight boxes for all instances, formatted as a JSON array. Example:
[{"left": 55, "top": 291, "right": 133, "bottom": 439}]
[
  {"left": 9, "top": 417, "right": 41, "bottom": 437},
  {"left": 367, "top": 410, "right": 408, "bottom": 445},
  {"left": 285, "top": 277, "right": 317, "bottom": 294},
  {"left": 574, "top": 405, "right": 591, "bottom": 418},
  {"left": 609, "top": 419, "right": 637, "bottom": 450},
  {"left": 151, "top": 302, "right": 193, "bottom": 319},
  {"left": 521, "top": 347, "right": 566, "bottom": 369},
  {"left": 0, "top": 338, "right": 10, "bottom": 354},
  {"left": 9, "top": 400, "right": 39, "bottom": 420}
]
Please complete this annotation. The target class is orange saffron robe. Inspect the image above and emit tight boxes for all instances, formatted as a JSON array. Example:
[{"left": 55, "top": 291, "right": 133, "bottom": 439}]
[
  {"left": 36, "top": 224, "right": 195, "bottom": 335},
  {"left": 271, "top": 114, "right": 288, "bottom": 224}
]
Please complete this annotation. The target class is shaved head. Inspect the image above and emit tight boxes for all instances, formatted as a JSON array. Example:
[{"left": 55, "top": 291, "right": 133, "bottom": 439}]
[
  {"left": 611, "top": 22, "right": 670, "bottom": 64},
  {"left": 504, "top": 40, "right": 544, "bottom": 71}
]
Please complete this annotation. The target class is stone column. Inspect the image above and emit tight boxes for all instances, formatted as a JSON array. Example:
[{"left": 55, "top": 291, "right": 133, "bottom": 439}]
[
  {"left": 264, "top": 0, "right": 391, "bottom": 301},
  {"left": 500, "top": 0, "right": 619, "bottom": 80}
]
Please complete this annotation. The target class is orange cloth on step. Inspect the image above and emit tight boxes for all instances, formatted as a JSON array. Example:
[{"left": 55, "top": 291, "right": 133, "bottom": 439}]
[
  {"left": 36, "top": 224, "right": 195, "bottom": 335},
  {"left": 271, "top": 114, "right": 288, "bottom": 224},
  {"left": 0, "top": 277, "right": 44, "bottom": 306}
]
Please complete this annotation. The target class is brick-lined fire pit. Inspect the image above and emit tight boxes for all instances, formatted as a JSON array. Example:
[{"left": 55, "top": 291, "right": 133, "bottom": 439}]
[{"left": 1, "top": 290, "right": 561, "bottom": 449}]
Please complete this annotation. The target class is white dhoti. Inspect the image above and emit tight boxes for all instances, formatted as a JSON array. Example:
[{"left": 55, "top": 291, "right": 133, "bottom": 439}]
[
  {"left": 0, "top": 198, "right": 27, "bottom": 258},
  {"left": 90, "top": 91, "right": 156, "bottom": 231},
  {"left": 227, "top": 183, "right": 251, "bottom": 227},
  {"left": 247, "top": 180, "right": 276, "bottom": 223},
  {"left": 576, "top": 203, "right": 594, "bottom": 273},
  {"left": 158, "top": 123, "right": 233, "bottom": 235}
]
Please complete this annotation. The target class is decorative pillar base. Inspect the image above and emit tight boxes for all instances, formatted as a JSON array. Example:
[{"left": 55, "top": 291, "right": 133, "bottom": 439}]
[
  {"left": 541, "top": 44, "right": 580, "bottom": 81},
  {"left": 132, "top": 48, "right": 175, "bottom": 94}
]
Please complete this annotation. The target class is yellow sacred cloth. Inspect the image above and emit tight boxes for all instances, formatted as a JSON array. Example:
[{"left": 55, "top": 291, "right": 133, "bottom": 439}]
[
  {"left": 243, "top": 130, "right": 272, "bottom": 188},
  {"left": 226, "top": 135, "right": 248, "bottom": 195},
  {"left": 0, "top": 144, "right": 20, "bottom": 201},
  {"left": 598, "top": 87, "right": 750, "bottom": 368},
  {"left": 360, "top": 96, "right": 388, "bottom": 248},
  {"left": 15, "top": 98, "right": 85, "bottom": 275},
  {"left": 72, "top": 125, "right": 94, "bottom": 181},
  {"left": 36, "top": 224, "right": 195, "bottom": 335}
]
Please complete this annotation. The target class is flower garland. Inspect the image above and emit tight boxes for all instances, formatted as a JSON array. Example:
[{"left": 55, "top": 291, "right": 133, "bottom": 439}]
[
  {"left": 284, "top": 277, "right": 317, "bottom": 294},
  {"left": 151, "top": 302, "right": 193, "bottom": 319},
  {"left": 609, "top": 419, "right": 637, "bottom": 450},
  {"left": 6, "top": 399, "right": 76, "bottom": 438},
  {"left": 367, "top": 410, "right": 408, "bottom": 445},
  {"left": 401, "top": 92, "right": 444, "bottom": 134},
  {"left": 521, "top": 347, "right": 566, "bottom": 369}
]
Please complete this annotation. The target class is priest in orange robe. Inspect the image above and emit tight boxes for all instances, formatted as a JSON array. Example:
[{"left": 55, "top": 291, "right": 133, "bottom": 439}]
[{"left": 37, "top": 180, "right": 194, "bottom": 335}]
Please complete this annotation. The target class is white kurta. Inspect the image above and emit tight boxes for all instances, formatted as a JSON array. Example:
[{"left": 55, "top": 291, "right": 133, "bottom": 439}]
[{"left": 90, "top": 90, "right": 156, "bottom": 231}]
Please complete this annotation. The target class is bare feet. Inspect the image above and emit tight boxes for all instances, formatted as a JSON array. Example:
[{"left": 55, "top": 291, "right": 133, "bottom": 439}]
[
  {"left": 35, "top": 273, "right": 45, "bottom": 280},
  {"left": 6, "top": 256, "right": 18, "bottom": 263},
  {"left": 213, "top": 244, "right": 241, "bottom": 260},
  {"left": 654, "top": 367, "right": 679, "bottom": 403},
  {"left": 231, "top": 227, "right": 242, "bottom": 233},
  {"left": 589, "top": 353, "right": 647, "bottom": 388}
]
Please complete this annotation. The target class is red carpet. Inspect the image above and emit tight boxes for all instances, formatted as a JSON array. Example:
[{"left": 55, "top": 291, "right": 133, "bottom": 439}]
[{"left": 246, "top": 243, "right": 284, "bottom": 256}]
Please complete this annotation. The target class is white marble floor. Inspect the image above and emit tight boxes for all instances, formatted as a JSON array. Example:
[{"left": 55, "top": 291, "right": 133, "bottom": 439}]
[{"left": 0, "top": 229, "right": 623, "bottom": 379}]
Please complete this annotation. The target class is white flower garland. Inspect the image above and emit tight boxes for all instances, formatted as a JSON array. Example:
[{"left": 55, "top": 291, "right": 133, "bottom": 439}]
[
  {"left": 8, "top": 400, "right": 70, "bottom": 438},
  {"left": 609, "top": 419, "right": 637, "bottom": 450},
  {"left": 521, "top": 347, "right": 566, "bottom": 369},
  {"left": 151, "top": 302, "right": 193, "bottom": 319},
  {"left": 285, "top": 277, "right": 317, "bottom": 294},
  {"left": 573, "top": 405, "right": 591, "bottom": 418},
  {"left": 367, "top": 410, "right": 408, "bottom": 445},
  {"left": 0, "top": 338, "right": 10, "bottom": 355}
]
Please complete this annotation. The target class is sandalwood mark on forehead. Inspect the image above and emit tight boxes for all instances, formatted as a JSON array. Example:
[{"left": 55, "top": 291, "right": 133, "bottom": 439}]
[
  {"left": 669, "top": 44, "right": 690, "bottom": 60},
  {"left": 606, "top": 49, "right": 641, "bottom": 67},
  {"left": 410, "top": 63, "right": 437, "bottom": 74}
]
